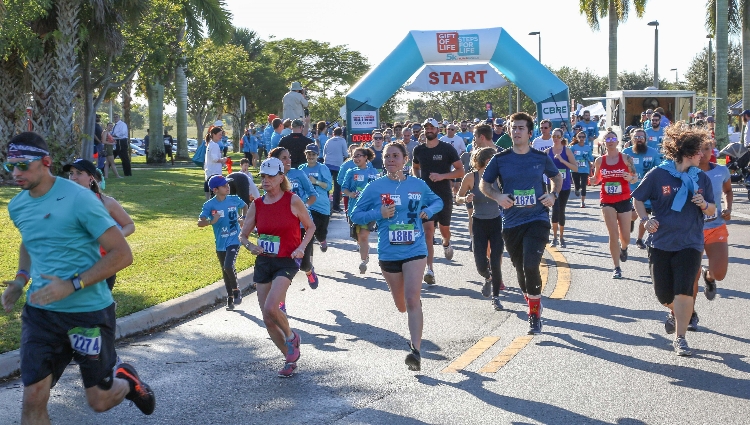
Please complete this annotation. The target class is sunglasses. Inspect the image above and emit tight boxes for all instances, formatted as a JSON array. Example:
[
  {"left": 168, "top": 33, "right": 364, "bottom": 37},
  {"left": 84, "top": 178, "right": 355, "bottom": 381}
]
[
  {"left": 540, "top": 127, "right": 550, "bottom": 130},
  {"left": 3, "top": 157, "right": 43, "bottom": 172},
  {"left": 605, "top": 137, "right": 618, "bottom": 142},
  {"left": 353, "top": 154, "right": 366, "bottom": 158},
  {"left": 373, "top": 137, "right": 383, "bottom": 140}
]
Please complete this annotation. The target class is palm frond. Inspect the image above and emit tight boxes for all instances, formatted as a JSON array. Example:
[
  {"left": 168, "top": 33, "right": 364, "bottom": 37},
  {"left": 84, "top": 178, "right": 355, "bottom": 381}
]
[{"left": 579, "top": 0, "right": 601, "bottom": 31}]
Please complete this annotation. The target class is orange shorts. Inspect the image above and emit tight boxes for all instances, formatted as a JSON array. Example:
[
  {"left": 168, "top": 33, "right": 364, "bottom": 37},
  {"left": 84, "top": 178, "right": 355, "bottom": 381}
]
[{"left": 704, "top": 224, "right": 729, "bottom": 244}]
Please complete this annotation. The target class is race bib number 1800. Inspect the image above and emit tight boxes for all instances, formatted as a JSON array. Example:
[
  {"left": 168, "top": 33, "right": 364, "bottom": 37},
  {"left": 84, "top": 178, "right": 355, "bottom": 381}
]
[
  {"left": 513, "top": 189, "right": 536, "bottom": 207},
  {"left": 67, "top": 327, "right": 102, "bottom": 357},
  {"left": 258, "top": 234, "right": 280, "bottom": 256}
]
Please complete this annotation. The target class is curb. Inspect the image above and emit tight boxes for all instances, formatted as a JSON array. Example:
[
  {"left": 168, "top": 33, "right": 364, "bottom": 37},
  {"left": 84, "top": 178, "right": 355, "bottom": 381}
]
[{"left": 0, "top": 268, "right": 255, "bottom": 380}]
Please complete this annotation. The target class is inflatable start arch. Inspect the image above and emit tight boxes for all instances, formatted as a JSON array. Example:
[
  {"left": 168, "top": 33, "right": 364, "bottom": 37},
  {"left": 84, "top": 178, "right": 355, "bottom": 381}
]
[{"left": 345, "top": 27, "right": 570, "bottom": 142}]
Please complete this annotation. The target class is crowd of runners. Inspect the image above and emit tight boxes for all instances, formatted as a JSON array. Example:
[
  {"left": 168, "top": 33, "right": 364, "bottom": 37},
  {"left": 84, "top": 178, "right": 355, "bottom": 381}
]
[{"left": 1, "top": 103, "right": 736, "bottom": 420}]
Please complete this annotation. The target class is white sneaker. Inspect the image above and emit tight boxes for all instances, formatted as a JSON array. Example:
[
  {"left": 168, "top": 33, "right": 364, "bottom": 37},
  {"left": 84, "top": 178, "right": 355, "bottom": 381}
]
[
  {"left": 443, "top": 244, "right": 454, "bottom": 261},
  {"left": 359, "top": 257, "right": 369, "bottom": 274},
  {"left": 423, "top": 269, "right": 435, "bottom": 285}
]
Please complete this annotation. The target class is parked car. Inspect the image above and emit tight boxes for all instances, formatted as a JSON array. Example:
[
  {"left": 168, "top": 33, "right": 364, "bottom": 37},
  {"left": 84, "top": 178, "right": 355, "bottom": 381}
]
[
  {"left": 130, "top": 138, "right": 144, "bottom": 148},
  {"left": 187, "top": 138, "right": 199, "bottom": 153},
  {"left": 130, "top": 143, "right": 145, "bottom": 156}
]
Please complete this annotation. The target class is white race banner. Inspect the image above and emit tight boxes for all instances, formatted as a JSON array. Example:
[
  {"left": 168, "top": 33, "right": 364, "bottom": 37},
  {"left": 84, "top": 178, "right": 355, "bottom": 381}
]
[
  {"left": 410, "top": 28, "right": 502, "bottom": 63},
  {"left": 404, "top": 63, "right": 508, "bottom": 92},
  {"left": 350, "top": 111, "right": 378, "bottom": 129}
]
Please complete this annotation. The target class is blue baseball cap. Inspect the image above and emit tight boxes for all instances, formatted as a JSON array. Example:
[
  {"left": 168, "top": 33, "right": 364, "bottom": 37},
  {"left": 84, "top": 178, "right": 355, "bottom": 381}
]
[
  {"left": 305, "top": 143, "right": 319, "bottom": 154},
  {"left": 208, "top": 175, "right": 232, "bottom": 190}
]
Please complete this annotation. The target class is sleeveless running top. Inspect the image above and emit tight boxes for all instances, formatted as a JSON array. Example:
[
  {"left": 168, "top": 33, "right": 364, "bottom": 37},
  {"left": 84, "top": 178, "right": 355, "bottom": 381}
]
[
  {"left": 548, "top": 146, "right": 572, "bottom": 191},
  {"left": 254, "top": 191, "right": 301, "bottom": 258},
  {"left": 470, "top": 171, "right": 501, "bottom": 219},
  {"left": 599, "top": 153, "right": 632, "bottom": 203}
]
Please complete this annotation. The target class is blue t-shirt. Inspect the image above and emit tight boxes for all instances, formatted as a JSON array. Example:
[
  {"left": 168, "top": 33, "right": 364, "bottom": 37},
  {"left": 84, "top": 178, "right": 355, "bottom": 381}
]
[
  {"left": 270, "top": 132, "right": 282, "bottom": 150},
  {"left": 457, "top": 131, "right": 474, "bottom": 145},
  {"left": 200, "top": 195, "right": 247, "bottom": 251},
  {"left": 702, "top": 163, "right": 730, "bottom": 230},
  {"left": 337, "top": 159, "right": 357, "bottom": 188},
  {"left": 645, "top": 127, "right": 665, "bottom": 151},
  {"left": 482, "top": 148, "right": 559, "bottom": 229},
  {"left": 318, "top": 134, "right": 329, "bottom": 152},
  {"left": 578, "top": 120, "right": 599, "bottom": 146},
  {"left": 242, "top": 135, "right": 258, "bottom": 153},
  {"left": 263, "top": 126, "right": 274, "bottom": 149},
  {"left": 342, "top": 164, "right": 381, "bottom": 195},
  {"left": 298, "top": 162, "right": 332, "bottom": 215},
  {"left": 349, "top": 176, "right": 443, "bottom": 261},
  {"left": 8, "top": 178, "right": 115, "bottom": 313},
  {"left": 570, "top": 144, "right": 594, "bottom": 174},
  {"left": 286, "top": 168, "right": 316, "bottom": 204},
  {"left": 622, "top": 146, "right": 662, "bottom": 209},
  {"left": 632, "top": 167, "right": 715, "bottom": 252}
]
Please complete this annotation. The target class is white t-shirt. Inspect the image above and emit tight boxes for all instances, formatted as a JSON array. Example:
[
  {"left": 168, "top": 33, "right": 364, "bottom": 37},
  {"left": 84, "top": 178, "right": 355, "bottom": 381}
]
[
  {"left": 204, "top": 140, "right": 223, "bottom": 179},
  {"left": 440, "top": 135, "right": 467, "bottom": 157},
  {"left": 532, "top": 136, "right": 553, "bottom": 151}
]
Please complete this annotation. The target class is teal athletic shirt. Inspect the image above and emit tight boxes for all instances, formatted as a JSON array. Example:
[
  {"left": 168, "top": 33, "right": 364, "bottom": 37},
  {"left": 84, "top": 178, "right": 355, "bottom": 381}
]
[
  {"left": 570, "top": 144, "right": 594, "bottom": 174},
  {"left": 349, "top": 175, "right": 443, "bottom": 261},
  {"left": 337, "top": 159, "right": 357, "bottom": 187},
  {"left": 286, "top": 168, "right": 316, "bottom": 228},
  {"left": 200, "top": 195, "right": 246, "bottom": 251},
  {"left": 578, "top": 120, "right": 599, "bottom": 146},
  {"left": 645, "top": 127, "right": 665, "bottom": 151},
  {"left": 298, "top": 162, "right": 332, "bottom": 215},
  {"left": 342, "top": 163, "right": 380, "bottom": 195},
  {"left": 622, "top": 145, "right": 662, "bottom": 209},
  {"left": 482, "top": 148, "right": 559, "bottom": 229},
  {"left": 8, "top": 177, "right": 116, "bottom": 313}
]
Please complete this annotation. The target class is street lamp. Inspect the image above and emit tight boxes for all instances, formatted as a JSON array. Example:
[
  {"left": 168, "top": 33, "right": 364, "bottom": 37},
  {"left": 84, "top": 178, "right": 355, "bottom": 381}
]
[
  {"left": 648, "top": 21, "right": 659, "bottom": 89},
  {"left": 707, "top": 34, "right": 713, "bottom": 114},
  {"left": 529, "top": 31, "right": 541, "bottom": 62},
  {"left": 670, "top": 68, "right": 678, "bottom": 85}
]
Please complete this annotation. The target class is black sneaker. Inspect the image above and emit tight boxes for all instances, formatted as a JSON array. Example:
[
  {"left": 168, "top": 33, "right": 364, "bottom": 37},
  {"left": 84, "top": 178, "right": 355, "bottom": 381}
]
[
  {"left": 559, "top": 238, "right": 566, "bottom": 248},
  {"left": 703, "top": 266, "right": 717, "bottom": 301},
  {"left": 226, "top": 296, "right": 234, "bottom": 311},
  {"left": 527, "top": 314, "right": 543, "bottom": 335},
  {"left": 612, "top": 267, "right": 622, "bottom": 279},
  {"left": 619, "top": 248, "right": 628, "bottom": 262},
  {"left": 687, "top": 311, "right": 699, "bottom": 332},
  {"left": 665, "top": 311, "right": 676, "bottom": 334},
  {"left": 491, "top": 296, "right": 502, "bottom": 311},
  {"left": 115, "top": 363, "right": 155, "bottom": 415},
  {"left": 233, "top": 289, "right": 242, "bottom": 305},
  {"left": 636, "top": 239, "right": 647, "bottom": 250},
  {"left": 405, "top": 342, "right": 421, "bottom": 371}
]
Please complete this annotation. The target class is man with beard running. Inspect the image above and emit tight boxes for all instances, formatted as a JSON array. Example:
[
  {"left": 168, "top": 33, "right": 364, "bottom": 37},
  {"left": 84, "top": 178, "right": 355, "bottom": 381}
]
[
  {"left": 411, "top": 118, "right": 464, "bottom": 285},
  {"left": 480, "top": 113, "right": 561, "bottom": 334},
  {"left": 622, "top": 128, "right": 663, "bottom": 249}
]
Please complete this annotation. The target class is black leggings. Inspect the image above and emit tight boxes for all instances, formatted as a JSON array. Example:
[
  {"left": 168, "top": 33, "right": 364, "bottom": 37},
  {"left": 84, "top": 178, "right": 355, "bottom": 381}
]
[
  {"left": 551, "top": 189, "right": 571, "bottom": 226},
  {"left": 502, "top": 220, "right": 550, "bottom": 296},
  {"left": 300, "top": 228, "right": 313, "bottom": 273},
  {"left": 216, "top": 245, "right": 240, "bottom": 296},
  {"left": 472, "top": 216, "right": 504, "bottom": 297},
  {"left": 311, "top": 210, "right": 331, "bottom": 242},
  {"left": 330, "top": 169, "right": 342, "bottom": 211},
  {"left": 571, "top": 172, "right": 588, "bottom": 196}
]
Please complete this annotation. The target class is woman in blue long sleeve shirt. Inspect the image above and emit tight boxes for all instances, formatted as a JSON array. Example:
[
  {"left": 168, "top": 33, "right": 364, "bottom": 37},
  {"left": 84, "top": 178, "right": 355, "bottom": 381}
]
[{"left": 349, "top": 142, "right": 443, "bottom": 372}]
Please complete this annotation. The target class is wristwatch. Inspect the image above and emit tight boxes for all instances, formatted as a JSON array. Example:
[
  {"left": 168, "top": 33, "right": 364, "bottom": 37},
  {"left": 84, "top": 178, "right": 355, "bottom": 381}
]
[{"left": 551, "top": 192, "right": 559, "bottom": 199}]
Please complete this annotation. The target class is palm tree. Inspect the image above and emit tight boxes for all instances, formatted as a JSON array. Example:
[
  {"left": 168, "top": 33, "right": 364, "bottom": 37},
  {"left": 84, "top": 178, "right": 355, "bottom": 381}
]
[
  {"left": 579, "top": 0, "right": 648, "bottom": 91},
  {"left": 707, "top": 0, "right": 745, "bottom": 147},
  {"left": 173, "top": 0, "right": 231, "bottom": 159}
]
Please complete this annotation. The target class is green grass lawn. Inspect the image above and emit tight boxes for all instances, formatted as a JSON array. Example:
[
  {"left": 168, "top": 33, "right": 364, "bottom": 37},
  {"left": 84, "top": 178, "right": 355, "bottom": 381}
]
[{"left": 0, "top": 162, "right": 258, "bottom": 353}]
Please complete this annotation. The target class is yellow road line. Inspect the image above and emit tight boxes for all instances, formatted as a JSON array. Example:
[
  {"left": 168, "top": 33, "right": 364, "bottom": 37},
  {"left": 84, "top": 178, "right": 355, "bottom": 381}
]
[
  {"left": 441, "top": 336, "right": 500, "bottom": 373},
  {"left": 540, "top": 257, "right": 549, "bottom": 292},
  {"left": 478, "top": 335, "right": 534, "bottom": 373},
  {"left": 547, "top": 246, "right": 571, "bottom": 299}
]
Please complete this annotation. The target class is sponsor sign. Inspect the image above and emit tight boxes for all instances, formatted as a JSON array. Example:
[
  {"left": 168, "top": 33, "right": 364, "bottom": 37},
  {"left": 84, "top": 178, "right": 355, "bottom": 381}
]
[
  {"left": 541, "top": 101, "right": 569, "bottom": 120},
  {"left": 410, "top": 28, "right": 501, "bottom": 62},
  {"left": 350, "top": 111, "right": 378, "bottom": 129}
]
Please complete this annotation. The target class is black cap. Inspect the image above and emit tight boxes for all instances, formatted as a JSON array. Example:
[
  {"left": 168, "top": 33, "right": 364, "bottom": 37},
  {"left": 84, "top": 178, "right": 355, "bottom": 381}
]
[{"left": 62, "top": 158, "right": 98, "bottom": 175}]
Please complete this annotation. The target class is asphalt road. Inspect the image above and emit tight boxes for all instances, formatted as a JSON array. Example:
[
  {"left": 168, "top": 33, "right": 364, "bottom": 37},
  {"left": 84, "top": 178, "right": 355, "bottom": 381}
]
[{"left": 2, "top": 183, "right": 749, "bottom": 424}]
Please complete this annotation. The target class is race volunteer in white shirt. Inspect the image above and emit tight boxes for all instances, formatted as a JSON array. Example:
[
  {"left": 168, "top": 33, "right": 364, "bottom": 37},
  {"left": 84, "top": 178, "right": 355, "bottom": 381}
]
[
  {"left": 531, "top": 119, "right": 554, "bottom": 151},
  {"left": 111, "top": 114, "right": 131, "bottom": 176},
  {"left": 204, "top": 127, "right": 228, "bottom": 199},
  {"left": 440, "top": 124, "right": 467, "bottom": 198}
]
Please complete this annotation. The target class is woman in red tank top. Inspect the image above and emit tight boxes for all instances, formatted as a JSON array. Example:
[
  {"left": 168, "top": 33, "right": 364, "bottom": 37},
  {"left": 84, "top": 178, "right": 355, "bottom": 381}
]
[
  {"left": 239, "top": 157, "right": 315, "bottom": 378},
  {"left": 593, "top": 131, "right": 638, "bottom": 279}
]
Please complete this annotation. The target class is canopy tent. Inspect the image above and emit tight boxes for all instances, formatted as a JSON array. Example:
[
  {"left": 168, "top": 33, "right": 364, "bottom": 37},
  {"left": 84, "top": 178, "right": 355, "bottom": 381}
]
[{"left": 343, "top": 28, "right": 569, "bottom": 140}]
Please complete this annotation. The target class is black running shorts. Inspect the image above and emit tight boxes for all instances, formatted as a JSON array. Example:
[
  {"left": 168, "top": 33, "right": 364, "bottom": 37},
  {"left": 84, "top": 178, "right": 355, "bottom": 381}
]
[
  {"left": 648, "top": 247, "right": 702, "bottom": 305},
  {"left": 379, "top": 255, "right": 427, "bottom": 274},
  {"left": 253, "top": 256, "right": 299, "bottom": 284}
]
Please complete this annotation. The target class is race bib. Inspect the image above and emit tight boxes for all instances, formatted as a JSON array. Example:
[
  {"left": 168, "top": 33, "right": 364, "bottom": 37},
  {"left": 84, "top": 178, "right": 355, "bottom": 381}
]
[
  {"left": 704, "top": 210, "right": 718, "bottom": 221},
  {"left": 390, "top": 194, "right": 402, "bottom": 205},
  {"left": 513, "top": 189, "right": 536, "bottom": 207},
  {"left": 355, "top": 174, "right": 365, "bottom": 182},
  {"left": 67, "top": 327, "right": 102, "bottom": 357},
  {"left": 577, "top": 159, "right": 587, "bottom": 169},
  {"left": 558, "top": 169, "right": 567, "bottom": 178},
  {"left": 605, "top": 182, "right": 622, "bottom": 194},
  {"left": 388, "top": 224, "right": 415, "bottom": 245},
  {"left": 258, "top": 234, "right": 280, "bottom": 256}
]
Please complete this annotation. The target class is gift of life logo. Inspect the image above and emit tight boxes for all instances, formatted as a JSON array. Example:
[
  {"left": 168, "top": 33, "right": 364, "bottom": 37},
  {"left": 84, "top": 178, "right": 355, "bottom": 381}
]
[{"left": 436, "top": 32, "right": 480, "bottom": 59}]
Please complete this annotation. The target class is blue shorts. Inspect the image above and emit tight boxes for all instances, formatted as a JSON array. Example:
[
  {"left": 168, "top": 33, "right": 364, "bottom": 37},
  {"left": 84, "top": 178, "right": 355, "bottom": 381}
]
[{"left": 21, "top": 303, "right": 117, "bottom": 389}]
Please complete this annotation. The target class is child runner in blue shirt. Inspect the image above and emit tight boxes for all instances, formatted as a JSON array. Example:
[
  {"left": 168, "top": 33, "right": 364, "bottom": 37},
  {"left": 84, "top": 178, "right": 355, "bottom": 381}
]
[
  {"left": 198, "top": 175, "right": 247, "bottom": 310},
  {"left": 298, "top": 144, "right": 332, "bottom": 253},
  {"left": 349, "top": 142, "right": 443, "bottom": 372},
  {"left": 343, "top": 147, "right": 382, "bottom": 273}
]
